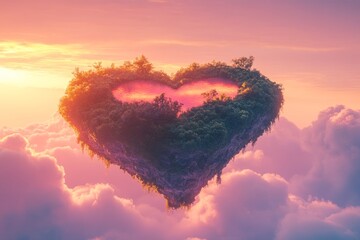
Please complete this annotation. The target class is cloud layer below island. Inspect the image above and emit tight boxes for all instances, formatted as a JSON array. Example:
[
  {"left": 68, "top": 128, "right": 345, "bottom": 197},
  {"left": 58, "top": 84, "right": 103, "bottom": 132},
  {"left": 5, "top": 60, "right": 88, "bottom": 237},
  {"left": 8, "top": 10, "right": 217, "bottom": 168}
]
[{"left": 1, "top": 105, "right": 360, "bottom": 239}]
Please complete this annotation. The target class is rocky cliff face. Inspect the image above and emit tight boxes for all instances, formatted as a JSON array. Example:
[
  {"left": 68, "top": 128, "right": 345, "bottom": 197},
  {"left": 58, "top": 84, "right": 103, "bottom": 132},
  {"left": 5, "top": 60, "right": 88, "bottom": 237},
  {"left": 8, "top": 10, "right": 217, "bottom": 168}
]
[
  {"left": 60, "top": 57, "right": 283, "bottom": 208},
  {"left": 81, "top": 114, "right": 273, "bottom": 208}
]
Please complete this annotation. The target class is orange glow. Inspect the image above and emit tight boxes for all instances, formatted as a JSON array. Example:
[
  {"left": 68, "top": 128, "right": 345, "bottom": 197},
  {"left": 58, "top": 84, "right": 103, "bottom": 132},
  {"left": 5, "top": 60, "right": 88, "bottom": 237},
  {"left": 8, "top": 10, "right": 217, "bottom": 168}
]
[
  {"left": 0, "top": 42, "right": 88, "bottom": 88},
  {"left": 0, "top": 1, "right": 359, "bottom": 128},
  {"left": 0, "top": 67, "right": 26, "bottom": 85},
  {"left": 112, "top": 78, "right": 239, "bottom": 111}
]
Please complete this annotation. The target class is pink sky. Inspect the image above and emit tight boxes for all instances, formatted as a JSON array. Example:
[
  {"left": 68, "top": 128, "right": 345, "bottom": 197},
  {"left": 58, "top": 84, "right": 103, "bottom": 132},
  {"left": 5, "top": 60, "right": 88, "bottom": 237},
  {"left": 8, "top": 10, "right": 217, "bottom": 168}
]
[
  {"left": 0, "top": 0, "right": 359, "bottom": 127},
  {"left": 1, "top": 1, "right": 360, "bottom": 239}
]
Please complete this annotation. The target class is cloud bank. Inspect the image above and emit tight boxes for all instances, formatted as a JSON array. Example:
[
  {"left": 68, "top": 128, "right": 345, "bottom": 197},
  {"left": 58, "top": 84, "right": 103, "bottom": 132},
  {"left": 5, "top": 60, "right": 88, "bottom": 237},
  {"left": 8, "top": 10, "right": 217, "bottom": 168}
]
[{"left": 1, "top": 105, "right": 360, "bottom": 239}]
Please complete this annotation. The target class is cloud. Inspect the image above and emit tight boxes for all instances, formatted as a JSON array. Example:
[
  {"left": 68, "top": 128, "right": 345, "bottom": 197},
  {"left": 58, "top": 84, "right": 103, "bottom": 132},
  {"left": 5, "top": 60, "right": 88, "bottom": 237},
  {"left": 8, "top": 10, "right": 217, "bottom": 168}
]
[
  {"left": 0, "top": 131, "right": 286, "bottom": 239},
  {"left": 0, "top": 42, "right": 86, "bottom": 71},
  {"left": 138, "top": 39, "right": 228, "bottom": 48},
  {"left": 291, "top": 106, "right": 360, "bottom": 206},
  {"left": 262, "top": 44, "right": 342, "bottom": 53},
  {"left": 184, "top": 170, "right": 289, "bottom": 240},
  {"left": 227, "top": 106, "right": 360, "bottom": 207},
  {"left": 1, "top": 106, "right": 360, "bottom": 239},
  {"left": 0, "top": 129, "right": 291, "bottom": 239},
  {"left": 0, "top": 41, "right": 132, "bottom": 88},
  {"left": 226, "top": 117, "right": 313, "bottom": 180},
  {"left": 0, "top": 127, "right": 291, "bottom": 239},
  {"left": 0, "top": 133, "right": 167, "bottom": 240},
  {"left": 0, "top": 134, "right": 67, "bottom": 239},
  {"left": 276, "top": 198, "right": 360, "bottom": 240}
]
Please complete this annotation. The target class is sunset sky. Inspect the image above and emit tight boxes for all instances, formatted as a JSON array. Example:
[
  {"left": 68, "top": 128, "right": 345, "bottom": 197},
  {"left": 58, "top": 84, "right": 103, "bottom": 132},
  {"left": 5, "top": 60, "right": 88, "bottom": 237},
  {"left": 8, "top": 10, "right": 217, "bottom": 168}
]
[
  {"left": 1, "top": 0, "right": 359, "bottom": 127},
  {"left": 1, "top": 1, "right": 360, "bottom": 239}
]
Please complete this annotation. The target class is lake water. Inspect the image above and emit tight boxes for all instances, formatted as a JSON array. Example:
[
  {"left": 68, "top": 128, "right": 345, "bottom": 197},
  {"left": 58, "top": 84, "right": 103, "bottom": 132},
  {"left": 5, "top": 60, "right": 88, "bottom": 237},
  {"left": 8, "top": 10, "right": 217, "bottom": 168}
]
[{"left": 112, "top": 78, "right": 239, "bottom": 111}]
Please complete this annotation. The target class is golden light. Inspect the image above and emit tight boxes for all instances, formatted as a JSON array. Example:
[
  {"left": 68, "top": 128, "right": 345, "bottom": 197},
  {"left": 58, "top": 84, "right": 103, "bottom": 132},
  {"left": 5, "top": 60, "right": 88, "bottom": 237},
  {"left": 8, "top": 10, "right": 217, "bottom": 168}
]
[
  {"left": 0, "top": 67, "right": 28, "bottom": 86},
  {"left": 0, "top": 41, "right": 86, "bottom": 58},
  {"left": 0, "top": 41, "right": 91, "bottom": 88}
]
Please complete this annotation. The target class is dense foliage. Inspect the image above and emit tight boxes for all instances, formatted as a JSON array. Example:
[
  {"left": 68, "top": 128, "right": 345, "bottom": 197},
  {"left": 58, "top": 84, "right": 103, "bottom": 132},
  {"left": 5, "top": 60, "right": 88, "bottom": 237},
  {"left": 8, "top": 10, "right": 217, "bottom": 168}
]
[{"left": 60, "top": 55, "right": 283, "bottom": 170}]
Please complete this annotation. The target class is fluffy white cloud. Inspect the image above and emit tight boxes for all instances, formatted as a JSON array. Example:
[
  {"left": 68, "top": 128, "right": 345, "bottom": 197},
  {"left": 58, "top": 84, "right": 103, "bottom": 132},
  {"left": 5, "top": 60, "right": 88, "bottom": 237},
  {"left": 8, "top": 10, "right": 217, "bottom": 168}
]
[
  {"left": 0, "top": 133, "right": 167, "bottom": 239},
  {"left": 0, "top": 132, "right": 291, "bottom": 239},
  {"left": 291, "top": 106, "right": 360, "bottom": 206},
  {"left": 226, "top": 118, "right": 313, "bottom": 180},
  {"left": 1, "top": 106, "right": 360, "bottom": 239},
  {"left": 183, "top": 170, "right": 289, "bottom": 240},
  {"left": 276, "top": 198, "right": 360, "bottom": 240}
]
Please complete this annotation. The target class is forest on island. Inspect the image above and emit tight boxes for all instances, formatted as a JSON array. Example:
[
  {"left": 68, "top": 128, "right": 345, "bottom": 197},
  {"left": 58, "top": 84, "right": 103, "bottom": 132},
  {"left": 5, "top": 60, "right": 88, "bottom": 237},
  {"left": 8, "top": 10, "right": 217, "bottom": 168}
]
[{"left": 59, "top": 56, "right": 283, "bottom": 170}]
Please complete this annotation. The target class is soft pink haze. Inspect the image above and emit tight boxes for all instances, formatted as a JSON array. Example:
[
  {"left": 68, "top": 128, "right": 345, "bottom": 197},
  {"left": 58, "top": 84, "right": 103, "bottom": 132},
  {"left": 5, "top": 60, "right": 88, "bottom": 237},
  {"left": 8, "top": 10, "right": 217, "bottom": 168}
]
[
  {"left": 1, "top": 106, "right": 360, "bottom": 239},
  {"left": 1, "top": 0, "right": 360, "bottom": 239},
  {"left": 113, "top": 78, "right": 239, "bottom": 111},
  {"left": 0, "top": 0, "right": 359, "bottom": 127}
]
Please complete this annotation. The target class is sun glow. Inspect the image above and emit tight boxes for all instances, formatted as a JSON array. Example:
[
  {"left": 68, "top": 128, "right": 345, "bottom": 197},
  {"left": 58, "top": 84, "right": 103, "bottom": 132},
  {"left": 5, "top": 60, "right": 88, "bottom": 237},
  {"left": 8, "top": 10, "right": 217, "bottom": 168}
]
[
  {"left": 0, "top": 67, "right": 28, "bottom": 86},
  {"left": 0, "top": 41, "right": 85, "bottom": 58},
  {"left": 0, "top": 66, "right": 70, "bottom": 88},
  {"left": 0, "top": 41, "right": 90, "bottom": 88}
]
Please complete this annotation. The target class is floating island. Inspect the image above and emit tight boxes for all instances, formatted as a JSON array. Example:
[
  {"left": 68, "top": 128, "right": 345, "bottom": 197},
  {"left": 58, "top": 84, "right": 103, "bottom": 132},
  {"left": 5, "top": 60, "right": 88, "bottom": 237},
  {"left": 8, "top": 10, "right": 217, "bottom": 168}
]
[{"left": 59, "top": 56, "right": 283, "bottom": 208}]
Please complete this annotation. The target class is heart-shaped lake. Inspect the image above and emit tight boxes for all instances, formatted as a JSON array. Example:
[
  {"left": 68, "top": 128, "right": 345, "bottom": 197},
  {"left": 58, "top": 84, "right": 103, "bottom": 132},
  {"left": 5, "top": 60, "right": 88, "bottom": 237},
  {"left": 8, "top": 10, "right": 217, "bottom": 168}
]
[
  {"left": 59, "top": 57, "right": 283, "bottom": 208},
  {"left": 112, "top": 78, "right": 239, "bottom": 111}
]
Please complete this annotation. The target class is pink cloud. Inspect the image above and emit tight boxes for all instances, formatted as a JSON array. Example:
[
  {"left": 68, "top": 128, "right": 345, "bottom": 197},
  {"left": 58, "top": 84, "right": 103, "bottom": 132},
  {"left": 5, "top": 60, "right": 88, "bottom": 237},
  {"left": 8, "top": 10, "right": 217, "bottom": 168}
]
[
  {"left": 0, "top": 133, "right": 167, "bottom": 239},
  {"left": 226, "top": 117, "right": 313, "bottom": 180},
  {"left": 1, "top": 106, "right": 360, "bottom": 239},
  {"left": 184, "top": 170, "right": 289, "bottom": 240},
  {"left": 226, "top": 106, "right": 360, "bottom": 207},
  {"left": 0, "top": 131, "right": 290, "bottom": 239},
  {"left": 291, "top": 106, "right": 360, "bottom": 206},
  {"left": 277, "top": 198, "right": 360, "bottom": 240}
]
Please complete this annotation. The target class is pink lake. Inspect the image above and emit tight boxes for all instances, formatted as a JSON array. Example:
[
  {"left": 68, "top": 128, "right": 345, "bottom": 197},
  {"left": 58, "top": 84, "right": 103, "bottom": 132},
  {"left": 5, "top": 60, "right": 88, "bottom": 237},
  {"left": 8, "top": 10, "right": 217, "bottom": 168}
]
[{"left": 112, "top": 78, "right": 239, "bottom": 111}]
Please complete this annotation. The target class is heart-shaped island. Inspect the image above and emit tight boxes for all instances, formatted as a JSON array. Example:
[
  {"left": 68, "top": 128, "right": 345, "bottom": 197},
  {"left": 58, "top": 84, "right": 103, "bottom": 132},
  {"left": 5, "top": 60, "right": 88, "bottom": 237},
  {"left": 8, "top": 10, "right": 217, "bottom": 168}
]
[{"left": 59, "top": 56, "right": 283, "bottom": 208}]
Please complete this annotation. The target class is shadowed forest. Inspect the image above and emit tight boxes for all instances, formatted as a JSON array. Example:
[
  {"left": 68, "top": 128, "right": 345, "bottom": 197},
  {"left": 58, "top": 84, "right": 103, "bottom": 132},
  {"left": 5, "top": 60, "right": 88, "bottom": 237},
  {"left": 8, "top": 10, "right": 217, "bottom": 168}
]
[{"left": 59, "top": 56, "right": 283, "bottom": 207}]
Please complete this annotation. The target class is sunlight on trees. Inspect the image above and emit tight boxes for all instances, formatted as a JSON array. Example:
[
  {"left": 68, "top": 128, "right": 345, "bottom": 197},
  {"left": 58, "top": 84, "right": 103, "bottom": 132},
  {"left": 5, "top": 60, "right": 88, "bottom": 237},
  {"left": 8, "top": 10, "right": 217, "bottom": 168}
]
[{"left": 232, "top": 56, "right": 254, "bottom": 70}]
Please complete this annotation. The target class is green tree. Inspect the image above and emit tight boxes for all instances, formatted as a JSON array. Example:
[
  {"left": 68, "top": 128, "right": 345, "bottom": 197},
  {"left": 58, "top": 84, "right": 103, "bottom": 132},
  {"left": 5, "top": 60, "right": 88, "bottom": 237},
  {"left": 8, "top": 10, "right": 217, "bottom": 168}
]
[
  {"left": 133, "top": 55, "right": 153, "bottom": 74},
  {"left": 201, "top": 89, "right": 219, "bottom": 102},
  {"left": 201, "top": 89, "right": 230, "bottom": 102},
  {"left": 232, "top": 56, "right": 254, "bottom": 70}
]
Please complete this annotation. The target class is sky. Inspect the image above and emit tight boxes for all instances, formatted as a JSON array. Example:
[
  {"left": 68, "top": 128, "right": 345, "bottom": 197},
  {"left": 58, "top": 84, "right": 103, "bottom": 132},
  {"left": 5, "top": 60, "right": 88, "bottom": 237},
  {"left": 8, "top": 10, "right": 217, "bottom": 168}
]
[
  {"left": 1, "top": 0, "right": 359, "bottom": 127},
  {"left": 1, "top": 0, "right": 360, "bottom": 239}
]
